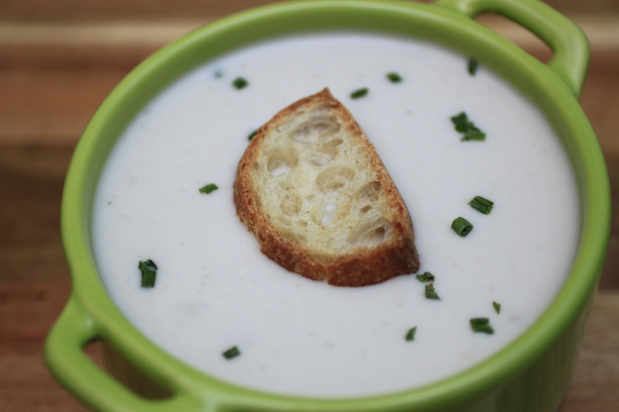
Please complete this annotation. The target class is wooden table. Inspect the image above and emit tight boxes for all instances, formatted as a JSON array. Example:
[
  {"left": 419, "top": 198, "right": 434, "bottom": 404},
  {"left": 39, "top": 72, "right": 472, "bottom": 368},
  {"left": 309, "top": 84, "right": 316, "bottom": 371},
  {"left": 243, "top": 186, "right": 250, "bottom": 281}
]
[{"left": 1, "top": 1, "right": 617, "bottom": 411}]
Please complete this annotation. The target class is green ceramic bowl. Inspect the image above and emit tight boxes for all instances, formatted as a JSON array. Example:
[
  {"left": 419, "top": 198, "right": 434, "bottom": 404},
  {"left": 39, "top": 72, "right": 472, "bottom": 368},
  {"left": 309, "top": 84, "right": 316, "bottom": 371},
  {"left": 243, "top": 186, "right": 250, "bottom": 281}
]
[{"left": 46, "top": 0, "right": 610, "bottom": 411}]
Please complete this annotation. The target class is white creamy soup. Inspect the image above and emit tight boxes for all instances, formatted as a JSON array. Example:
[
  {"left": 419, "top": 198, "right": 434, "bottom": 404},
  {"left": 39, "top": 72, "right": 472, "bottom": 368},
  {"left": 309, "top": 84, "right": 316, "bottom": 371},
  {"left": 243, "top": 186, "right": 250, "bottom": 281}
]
[{"left": 92, "top": 33, "right": 580, "bottom": 397}]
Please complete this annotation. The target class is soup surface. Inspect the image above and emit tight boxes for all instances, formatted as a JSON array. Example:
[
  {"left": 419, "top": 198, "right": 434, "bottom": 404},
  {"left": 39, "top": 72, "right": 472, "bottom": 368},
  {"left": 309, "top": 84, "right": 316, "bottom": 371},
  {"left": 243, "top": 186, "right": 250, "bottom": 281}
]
[{"left": 92, "top": 33, "right": 580, "bottom": 397}]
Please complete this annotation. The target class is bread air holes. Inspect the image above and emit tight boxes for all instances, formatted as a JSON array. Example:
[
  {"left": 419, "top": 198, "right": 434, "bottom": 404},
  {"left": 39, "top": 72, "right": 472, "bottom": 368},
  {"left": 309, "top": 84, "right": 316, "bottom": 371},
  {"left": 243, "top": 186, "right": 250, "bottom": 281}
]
[
  {"left": 355, "top": 181, "right": 382, "bottom": 213},
  {"left": 280, "top": 193, "right": 302, "bottom": 216},
  {"left": 316, "top": 166, "right": 355, "bottom": 193},
  {"left": 308, "top": 138, "right": 344, "bottom": 166},
  {"left": 347, "top": 211, "right": 391, "bottom": 247},
  {"left": 369, "top": 226, "right": 387, "bottom": 245},
  {"left": 267, "top": 149, "right": 298, "bottom": 176},
  {"left": 291, "top": 110, "right": 341, "bottom": 144}
]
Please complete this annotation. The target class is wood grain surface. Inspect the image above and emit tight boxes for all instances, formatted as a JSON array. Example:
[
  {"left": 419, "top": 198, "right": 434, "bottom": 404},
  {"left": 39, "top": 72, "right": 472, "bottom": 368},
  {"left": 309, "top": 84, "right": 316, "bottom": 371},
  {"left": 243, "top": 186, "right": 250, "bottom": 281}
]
[{"left": 0, "top": 1, "right": 617, "bottom": 411}]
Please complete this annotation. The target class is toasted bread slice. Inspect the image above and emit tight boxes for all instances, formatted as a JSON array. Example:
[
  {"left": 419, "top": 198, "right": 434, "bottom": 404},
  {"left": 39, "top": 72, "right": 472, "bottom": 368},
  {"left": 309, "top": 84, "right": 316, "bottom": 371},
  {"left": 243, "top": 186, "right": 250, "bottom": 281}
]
[{"left": 233, "top": 88, "right": 419, "bottom": 286}]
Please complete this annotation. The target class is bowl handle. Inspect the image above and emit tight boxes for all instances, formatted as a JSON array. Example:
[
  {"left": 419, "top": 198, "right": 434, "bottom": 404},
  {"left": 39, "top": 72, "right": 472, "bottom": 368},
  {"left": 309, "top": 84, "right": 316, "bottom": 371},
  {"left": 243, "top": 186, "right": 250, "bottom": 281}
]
[
  {"left": 434, "top": 0, "right": 590, "bottom": 98},
  {"left": 45, "top": 297, "right": 204, "bottom": 412}
]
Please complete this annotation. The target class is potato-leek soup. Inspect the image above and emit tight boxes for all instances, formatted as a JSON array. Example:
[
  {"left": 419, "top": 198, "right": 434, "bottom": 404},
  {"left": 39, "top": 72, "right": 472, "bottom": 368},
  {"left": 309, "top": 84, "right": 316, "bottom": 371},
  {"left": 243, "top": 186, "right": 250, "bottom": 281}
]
[{"left": 92, "top": 33, "right": 580, "bottom": 397}]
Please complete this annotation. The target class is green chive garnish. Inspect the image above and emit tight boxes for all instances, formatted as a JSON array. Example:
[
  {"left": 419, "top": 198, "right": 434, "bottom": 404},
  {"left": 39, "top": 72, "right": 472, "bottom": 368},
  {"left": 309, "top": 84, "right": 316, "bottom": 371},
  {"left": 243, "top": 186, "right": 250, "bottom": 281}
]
[
  {"left": 199, "top": 183, "right": 219, "bottom": 194},
  {"left": 232, "top": 77, "right": 248, "bottom": 89},
  {"left": 452, "top": 217, "right": 473, "bottom": 237},
  {"left": 222, "top": 346, "right": 240, "bottom": 360},
  {"left": 416, "top": 272, "right": 435, "bottom": 283},
  {"left": 470, "top": 318, "right": 494, "bottom": 334},
  {"left": 350, "top": 88, "right": 369, "bottom": 99},
  {"left": 468, "top": 58, "right": 479, "bottom": 76},
  {"left": 469, "top": 196, "right": 494, "bottom": 215},
  {"left": 247, "top": 130, "right": 258, "bottom": 141},
  {"left": 462, "top": 127, "right": 486, "bottom": 141},
  {"left": 493, "top": 301, "right": 501, "bottom": 314},
  {"left": 425, "top": 284, "right": 440, "bottom": 300},
  {"left": 450, "top": 112, "right": 486, "bottom": 141},
  {"left": 451, "top": 112, "right": 470, "bottom": 132},
  {"left": 405, "top": 327, "right": 417, "bottom": 342},
  {"left": 387, "top": 72, "right": 403, "bottom": 83},
  {"left": 138, "top": 259, "right": 157, "bottom": 288}
]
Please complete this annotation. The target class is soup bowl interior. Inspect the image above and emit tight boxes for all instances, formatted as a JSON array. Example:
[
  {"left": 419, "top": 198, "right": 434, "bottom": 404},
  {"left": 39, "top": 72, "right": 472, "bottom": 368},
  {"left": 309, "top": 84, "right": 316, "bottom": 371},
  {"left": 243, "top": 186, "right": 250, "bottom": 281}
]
[{"left": 48, "top": 1, "right": 610, "bottom": 411}]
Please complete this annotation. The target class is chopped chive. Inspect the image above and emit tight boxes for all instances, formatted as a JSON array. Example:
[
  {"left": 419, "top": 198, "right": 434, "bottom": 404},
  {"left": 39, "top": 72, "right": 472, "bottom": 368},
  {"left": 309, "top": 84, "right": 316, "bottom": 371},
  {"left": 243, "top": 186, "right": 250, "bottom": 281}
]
[
  {"left": 451, "top": 112, "right": 470, "bottom": 132},
  {"left": 405, "top": 327, "right": 417, "bottom": 342},
  {"left": 386, "top": 72, "right": 403, "bottom": 83},
  {"left": 247, "top": 130, "right": 258, "bottom": 141},
  {"left": 451, "top": 217, "right": 473, "bottom": 237},
  {"left": 138, "top": 259, "right": 157, "bottom": 288},
  {"left": 425, "top": 284, "right": 440, "bottom": 300},
  {"left": 450, "top": 112, "right": 486, "bottom": 141},
  {"left": 462, "top": 127, "right": 486, "bottom": 142},
  {"left": 468, "top": 58, "right": 479, "bottom": 76},
  {"left": 416, "top": 272, "right": 435, "bottom": 283},
  {"left": 493, "top": 301, "right": 501, "bottom": 314},
  {"left": 350, "top": 87, "right": 369, "bottom": 99},
  {"left": 232, "top": 77, "right": 248, "bottom": 89},
  {"left": 199, "top": 183, "right": 219, "bottom": 194},
  {"left": 222, "top": 346, "right": 240, "bottom": 360},
  {"left": 470, "top": 318, "right": 494, "bottom": 334},
  {"left": 469, "top": 196, "right": 494, "bottom": 215}
]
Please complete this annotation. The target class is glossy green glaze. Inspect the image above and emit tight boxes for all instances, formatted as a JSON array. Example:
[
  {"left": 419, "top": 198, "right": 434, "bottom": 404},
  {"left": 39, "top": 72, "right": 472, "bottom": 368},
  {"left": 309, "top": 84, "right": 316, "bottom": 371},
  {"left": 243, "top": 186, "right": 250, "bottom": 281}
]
[{"left": 46, "top": 0, "right": 610, "bottom": 411}]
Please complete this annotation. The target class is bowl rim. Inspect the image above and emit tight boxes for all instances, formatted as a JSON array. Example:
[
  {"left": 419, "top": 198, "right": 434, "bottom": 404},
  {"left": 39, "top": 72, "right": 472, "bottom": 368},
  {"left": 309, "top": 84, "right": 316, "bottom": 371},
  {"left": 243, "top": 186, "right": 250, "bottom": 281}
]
[{"left": 54, "top": 1, "right": 610, "bottom": 411}]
